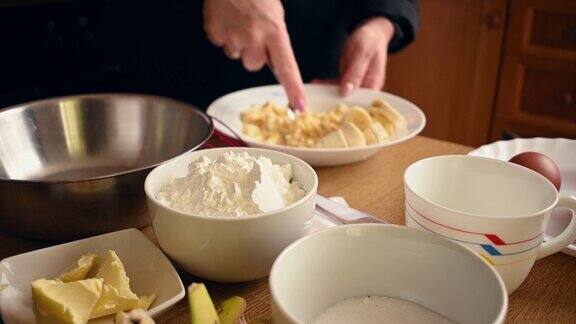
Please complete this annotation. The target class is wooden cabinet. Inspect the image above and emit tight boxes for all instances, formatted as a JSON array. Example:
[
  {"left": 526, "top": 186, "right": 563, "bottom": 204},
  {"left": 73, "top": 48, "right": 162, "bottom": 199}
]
[
  {"left": 491, "top": 0, "right": 576, "bottom": 140},
  {"left": 385, "top": 0, "right": 507, "bottom": 146},
  {"left": 385, "top": 0, "right": 576, "bottom": 146}
]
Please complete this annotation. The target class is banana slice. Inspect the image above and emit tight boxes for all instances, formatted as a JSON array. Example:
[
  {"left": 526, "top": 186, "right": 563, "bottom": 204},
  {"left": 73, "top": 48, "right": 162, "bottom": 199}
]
[
  {"left": 342, "top": 106, "right": 372, "bottom": 130},
  {"left": 336, "top": 103, "right": 349, "bottom": 111},
  {"left": 188, "top": 283, "right": 219, "bottom": 324},
  {"left": 362, "top": 128, "right": 378, "bottom": 145},
  {"left": 369, "top": 107, "right": 396, "bottom": 138},
  {"left": 370, "top": 122, "right": 389, "bottom": 142},
  {"left": 372, "top": 99, "right": 407, "bottom": 136},
  {"left": 218, "top": 296, "right": 247, "bottom": 324},
  {"left": 340, "top": 123, "right": 366, "bottom": 147},
  {"left": 317, "top": 129, "right": 348, "bottom": 148}
]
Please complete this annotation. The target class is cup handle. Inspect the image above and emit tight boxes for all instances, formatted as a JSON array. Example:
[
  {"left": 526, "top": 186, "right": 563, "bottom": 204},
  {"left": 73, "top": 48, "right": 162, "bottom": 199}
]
[{"left": 538, "top": 195, "right": 576, "bottom": 259}]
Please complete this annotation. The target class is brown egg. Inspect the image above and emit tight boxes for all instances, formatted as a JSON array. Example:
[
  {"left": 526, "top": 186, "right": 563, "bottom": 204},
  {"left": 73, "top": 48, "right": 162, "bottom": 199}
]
[{"left": 509, "top": 152, "right": 561, "bottom": 190}]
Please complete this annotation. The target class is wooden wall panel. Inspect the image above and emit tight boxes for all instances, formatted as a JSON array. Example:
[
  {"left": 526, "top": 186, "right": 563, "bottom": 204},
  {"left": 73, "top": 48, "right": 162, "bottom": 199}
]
[{"left": 385, "top": 0, "right": 507, "bottom": 146}]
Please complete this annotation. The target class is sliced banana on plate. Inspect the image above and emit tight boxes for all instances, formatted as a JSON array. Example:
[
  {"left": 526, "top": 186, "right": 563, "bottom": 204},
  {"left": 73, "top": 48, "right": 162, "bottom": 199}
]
[
  {"left": 370, "top": 121, "right": 389, "bottom": 142},
  {"left": 363, "top": 128, "right": 378, "bottom": 145},
  {"left": 245, "top": 99, "right": 405, "bottom": 149},
  {"left": 342, "top": 106, "right": 372, "bottom": 130},
  {"left": 372, "top": 99, "right": 407, "bottom": 136},
  {"left": 317, "top": 128, "right": 348, "bottom": 148},
  {"left": 369, "top": 107, "right": 395, "bottom": 139},
  {"left": 340, "top": 123, "right": 366, "bottom": 147}
]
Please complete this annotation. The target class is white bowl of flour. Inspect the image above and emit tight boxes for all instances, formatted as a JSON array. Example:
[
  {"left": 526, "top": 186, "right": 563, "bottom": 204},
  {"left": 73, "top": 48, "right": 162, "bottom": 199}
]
[
  {"left": 270, "top": 224, "right": 508, "bottom": 324},
  {"left": 145, "top": 147, "right": 317, "bottom": 282}
]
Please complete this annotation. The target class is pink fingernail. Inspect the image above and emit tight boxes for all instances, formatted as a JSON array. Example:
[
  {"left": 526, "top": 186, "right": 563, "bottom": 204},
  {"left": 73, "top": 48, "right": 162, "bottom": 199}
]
[
  {"left": 295, "top": 98, "right": 306, "bottom": 112},
  {"left": 342, "top": 81, "right": 354, "bottom": 96}
]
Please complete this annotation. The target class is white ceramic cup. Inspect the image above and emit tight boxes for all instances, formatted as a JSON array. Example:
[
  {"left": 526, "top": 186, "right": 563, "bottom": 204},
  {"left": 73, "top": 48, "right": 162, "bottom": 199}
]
[
  {"left": 145, "top": 147, "right": 318, "bottom": 282},
  {"left": 404, "top": 155, "right": 576, "bottom": 293},
  {"left": 270, "top": 224, "right": 508, "bottom": 324}
]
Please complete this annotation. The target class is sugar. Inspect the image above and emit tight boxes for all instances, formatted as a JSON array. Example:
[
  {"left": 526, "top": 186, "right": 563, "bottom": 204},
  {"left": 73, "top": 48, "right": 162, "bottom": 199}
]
[{"left": 311, "top": 296, "right": 455, "bottom": 324}]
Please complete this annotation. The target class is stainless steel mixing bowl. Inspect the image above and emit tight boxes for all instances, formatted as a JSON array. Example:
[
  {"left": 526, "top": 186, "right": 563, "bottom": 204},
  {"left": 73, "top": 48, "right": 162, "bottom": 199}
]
[{"left": 0, "top": 94, "right": 213, "bottom": 241}]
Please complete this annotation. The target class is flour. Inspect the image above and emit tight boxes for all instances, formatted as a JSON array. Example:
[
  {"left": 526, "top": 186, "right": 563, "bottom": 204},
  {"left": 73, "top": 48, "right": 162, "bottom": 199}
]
[
  {"left": 311, "top": 296, "right": 455, "bottom": 324},
  {"left": 157, "top": 151, "right": 306, "bottom": 217}
]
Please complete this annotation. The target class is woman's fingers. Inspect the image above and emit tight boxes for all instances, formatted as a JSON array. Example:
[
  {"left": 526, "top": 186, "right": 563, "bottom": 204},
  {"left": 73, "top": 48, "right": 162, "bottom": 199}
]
[
  {"left": 223, "top": 33, "right": 243, "bottom": 59},
  {"left": 339, "top": 44, "right": 371, "bottom": 97},
  {"left": 333, "top": 17, "right": 394, "bottom": 96},
  {"left": 267, "top": 29, "right": 306, "bottom": 111},
  {"left": 205, "top": 29, "right": 226, "bottom": 47},
  {"left": 361, "top": 50, "right": 386, "bottom": 90},
  {"left": 241, "top": 45, "right": 267, "bottom": 71},
  {"left": 203, "top": 12, "right": 226, "bottom": 47},
  {"left": 202, "top": 0, "right": 306, "bottom": 110},
  {"left": 203, "top": 0, "right": 305, "bottom": 111},
  {"left": 311, "top": 79, "right": 339, "bottom": 85}
]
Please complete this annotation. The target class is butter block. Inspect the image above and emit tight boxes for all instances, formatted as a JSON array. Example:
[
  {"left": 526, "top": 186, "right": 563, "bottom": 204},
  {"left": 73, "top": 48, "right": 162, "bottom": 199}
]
[
  {"left": 58, "top": 254, "right": 98, "bottom": 283},
  {"left": 138, "top": 293, "right": 156, "bottom": 310},
  {"left": 32, "top": 278, "right": 103, "bottom": 324},
  {"left": 90, "top": 284, "right": 139, "bottom": 319},
  {"left": 90, "top": 251, "right": 139, "bottom": 319}
]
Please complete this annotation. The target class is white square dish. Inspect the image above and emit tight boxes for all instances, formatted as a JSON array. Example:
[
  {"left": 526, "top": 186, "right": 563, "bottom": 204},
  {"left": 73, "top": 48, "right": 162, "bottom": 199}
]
[{"left": 0, "top": 228, "right": 185, "bottom": 324}]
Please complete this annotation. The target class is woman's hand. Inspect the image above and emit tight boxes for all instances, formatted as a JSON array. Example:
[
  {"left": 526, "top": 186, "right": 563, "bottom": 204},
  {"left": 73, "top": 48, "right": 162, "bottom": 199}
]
[
  {"left": 203, "top": 0, "right": 306, "bottom": 110},
  {"left": 314, "top": 17, "right": 395, "bottom": 96}
]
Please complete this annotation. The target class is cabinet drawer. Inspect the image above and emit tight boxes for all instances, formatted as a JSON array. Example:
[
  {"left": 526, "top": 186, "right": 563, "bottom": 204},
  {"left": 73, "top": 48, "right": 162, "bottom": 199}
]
[
  {"left": 530, "top": 10, "right": 576, "bottom": 52},
  {"left": 491, "top": 118, "right": 576, "bottom": 141},
  {"left": 520, "top": 67, "right": 576, "bottom": 122}
]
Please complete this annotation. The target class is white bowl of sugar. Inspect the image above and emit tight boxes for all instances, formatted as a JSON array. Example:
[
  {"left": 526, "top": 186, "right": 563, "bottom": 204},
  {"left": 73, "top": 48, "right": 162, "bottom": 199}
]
[{"left": 270, "top": 224, "right": 508, "bottom": 324}]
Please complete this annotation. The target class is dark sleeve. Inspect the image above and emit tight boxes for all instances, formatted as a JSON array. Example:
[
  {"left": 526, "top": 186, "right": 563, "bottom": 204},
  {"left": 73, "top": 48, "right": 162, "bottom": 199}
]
[{"left": 349, "top": 0, "right": 419, "bottom": 53}]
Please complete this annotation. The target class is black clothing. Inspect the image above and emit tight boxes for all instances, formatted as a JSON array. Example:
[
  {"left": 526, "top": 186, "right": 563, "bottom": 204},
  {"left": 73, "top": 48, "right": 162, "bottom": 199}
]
[{"left": 0, "top": 0, "right": 418, "bottom": 109}]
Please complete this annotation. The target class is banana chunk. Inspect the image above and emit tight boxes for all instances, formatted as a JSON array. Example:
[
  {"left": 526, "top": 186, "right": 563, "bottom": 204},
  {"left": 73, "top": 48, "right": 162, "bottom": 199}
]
[
  {"left": 218, "top": 296, "right": 247, "bottom": 324},
  {"left": 340, "top": 123, "right": 366, "bottom": 147},
  {"left": 188, "top": 283, "right": 219, "bottom": 324},
  {"left": 317, "top": 129, "right": 348, "bottom": 148},
  {"left": 363, "top": 128, "right": 378, "bottom": 145},
  {"left": 342, "top": 106, "right": 372, "bottom": 130},
  {"left": 362, "top": 121, "right": 390, "bottom": 145},
  {"left": 370, "top": 122, "right": 389, "bottom": 142},
  {"left": 369, "top": 107, "right": 395, "bottom": 139},
  {"left": 372, "top": 99, "right": 407, "bottom": 136},
  {"left": 242, "top": 100, "right": 405, "bottom": 148}
]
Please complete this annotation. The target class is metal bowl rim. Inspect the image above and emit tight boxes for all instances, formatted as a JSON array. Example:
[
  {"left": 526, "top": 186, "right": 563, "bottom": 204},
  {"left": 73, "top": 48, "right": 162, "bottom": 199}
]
[{"left": 0, "top": 93, "right": 214, "bottom": 184}]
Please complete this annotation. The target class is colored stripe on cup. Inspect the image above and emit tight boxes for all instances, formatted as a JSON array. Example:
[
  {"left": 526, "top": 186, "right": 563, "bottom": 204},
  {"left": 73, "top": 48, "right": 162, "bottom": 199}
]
[{"left": 406, "top": 202, "right": 543, "bottom": 245}]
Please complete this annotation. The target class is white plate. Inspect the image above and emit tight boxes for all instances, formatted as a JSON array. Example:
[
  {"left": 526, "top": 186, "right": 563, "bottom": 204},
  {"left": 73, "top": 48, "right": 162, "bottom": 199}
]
[
  {"left": 0, "top": 229, "right": 185, "bottom": 324},
  {"left": 469, "top": 138, "right": 576, "bottom": 257},
  {"left": 207, "top": 84, "right": 426, "bottom": 166}
]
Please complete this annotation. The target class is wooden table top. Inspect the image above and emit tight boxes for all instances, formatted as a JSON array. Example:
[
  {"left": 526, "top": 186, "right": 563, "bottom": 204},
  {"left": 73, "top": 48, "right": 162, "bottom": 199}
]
[{"left": 1, "top": 136, "right": 575, "bottom": 323}]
